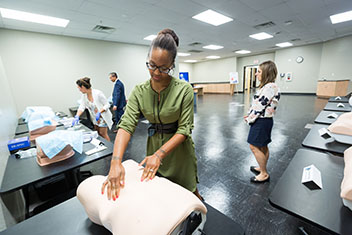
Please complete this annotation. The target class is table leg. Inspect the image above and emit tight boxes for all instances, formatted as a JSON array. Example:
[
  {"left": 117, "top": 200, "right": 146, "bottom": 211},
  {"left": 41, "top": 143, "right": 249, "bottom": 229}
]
[{"left": 22, "top": 186, "right": 30, "bottom": 219}]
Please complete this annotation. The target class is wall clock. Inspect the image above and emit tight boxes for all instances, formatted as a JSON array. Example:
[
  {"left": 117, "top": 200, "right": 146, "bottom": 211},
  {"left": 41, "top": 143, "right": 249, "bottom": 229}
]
[{"left": 296, "top": 56, "right": 304, "bottom": 63}]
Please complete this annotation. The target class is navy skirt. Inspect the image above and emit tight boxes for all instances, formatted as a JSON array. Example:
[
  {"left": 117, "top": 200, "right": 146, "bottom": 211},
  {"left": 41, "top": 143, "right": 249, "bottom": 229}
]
[{"left": 247, "top": 118, "right": 273, "bottom": 147}]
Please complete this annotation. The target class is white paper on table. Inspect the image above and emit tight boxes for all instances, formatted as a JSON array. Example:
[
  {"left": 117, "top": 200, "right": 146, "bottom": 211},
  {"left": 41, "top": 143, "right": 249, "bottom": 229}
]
[
  {"left": 337, "top": 103, "right": 345, "bottom": 108},
  {"left": 327, "top": 112, "right": 338, "bottom": 119}
]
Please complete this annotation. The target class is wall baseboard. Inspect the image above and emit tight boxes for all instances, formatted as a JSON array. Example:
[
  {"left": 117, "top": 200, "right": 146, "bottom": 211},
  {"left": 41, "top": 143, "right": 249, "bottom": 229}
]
[{"left": 280, "top": 92, "right": 316, "bottom": 96}]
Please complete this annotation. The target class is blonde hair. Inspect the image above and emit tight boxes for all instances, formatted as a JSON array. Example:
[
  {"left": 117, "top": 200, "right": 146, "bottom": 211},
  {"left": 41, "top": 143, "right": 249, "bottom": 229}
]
[{"left": 259, "top": 61, "right": 277, "bottom": 88}]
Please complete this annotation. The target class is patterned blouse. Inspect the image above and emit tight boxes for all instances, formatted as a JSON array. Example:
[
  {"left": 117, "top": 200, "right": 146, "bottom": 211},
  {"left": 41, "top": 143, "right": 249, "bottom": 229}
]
[{"left": 245, "top": 83, "right": 280, "bottom": 124}]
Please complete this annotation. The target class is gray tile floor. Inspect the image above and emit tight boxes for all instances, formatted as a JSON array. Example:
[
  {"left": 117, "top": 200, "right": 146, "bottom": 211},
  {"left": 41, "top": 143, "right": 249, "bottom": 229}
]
[{"left": 85, "top": 92, "right": 332, "bottom": 235}]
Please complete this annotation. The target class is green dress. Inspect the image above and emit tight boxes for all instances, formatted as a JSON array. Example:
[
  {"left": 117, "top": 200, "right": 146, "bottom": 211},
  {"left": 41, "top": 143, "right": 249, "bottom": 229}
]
[{"left": 118, "top": 77, "right": 198, "bottom": 192}]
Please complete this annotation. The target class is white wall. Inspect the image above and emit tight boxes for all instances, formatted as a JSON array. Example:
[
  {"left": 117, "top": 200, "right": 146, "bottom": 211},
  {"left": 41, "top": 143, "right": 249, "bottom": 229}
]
[
  {"left": 179, "top": 63, "right": 194, "bottom": 82},
  {"left": 0, "top": 28, "right": 150, "bottom": 116},
  {"left": 275, "top": 43, "right": 323, "bottom": 93},
  {"left": 236, "top": 53, "right": 275, "bottom": 92},
  {"left": 181, "top": 35, "right": 352, "bottom": 94},
  {"left": 0, "top": 57, "right": 25, "bottom": 231},
  {"left": 319, "top": 35, "right": 352, "bottom": 92},
  {"left": 191, "top": 57, "right": 237, "bottom": 83}
]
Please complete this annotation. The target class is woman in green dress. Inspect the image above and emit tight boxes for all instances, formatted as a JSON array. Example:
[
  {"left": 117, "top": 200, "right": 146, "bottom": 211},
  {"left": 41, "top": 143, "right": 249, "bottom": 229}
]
[{"left": 101, "top": 29, "right": 202, "bottom": 201}]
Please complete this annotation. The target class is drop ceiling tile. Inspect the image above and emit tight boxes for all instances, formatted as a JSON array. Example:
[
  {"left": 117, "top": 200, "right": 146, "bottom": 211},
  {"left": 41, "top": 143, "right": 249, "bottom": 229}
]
[
  {"left": 78, "top": 1, "right": 128, "bottom": 22},
  {"left": 0, "top": 0, "right": 350, "bottom": 56},
  {"left": 258, "top": 2, "right": 296, "bottom": 20},
  {"left": 150, "top": 0, "right": 204, "bottom": 17},
  {"left": 239, "top": 0, "right": 286, "bottom": 11},
  {"left": 62, "top": 28, "right": 109, "bottom": 40},
  {"left": 30, "top": 0, "right": 85, "bottom": 11},
  {"left": 325, "top": 0, "right": 352, "bottom": 15},
  {"left": 87, "top": 0, "right": 152, "bottom": 18},
  {"left": 286, "top": 0, "right": 325, "bottom": 13}
]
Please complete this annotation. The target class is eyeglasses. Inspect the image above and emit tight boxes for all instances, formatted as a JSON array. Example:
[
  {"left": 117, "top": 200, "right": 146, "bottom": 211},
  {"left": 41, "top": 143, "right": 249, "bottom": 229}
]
[{"left": 146, "top": 62, "right": 174, "bottom": 74}]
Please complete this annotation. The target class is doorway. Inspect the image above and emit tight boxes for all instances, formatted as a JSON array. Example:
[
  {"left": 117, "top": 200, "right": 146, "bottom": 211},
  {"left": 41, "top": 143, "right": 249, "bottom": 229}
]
[{"left": 243, "top": 65, "right": 259, "bottom": 93}]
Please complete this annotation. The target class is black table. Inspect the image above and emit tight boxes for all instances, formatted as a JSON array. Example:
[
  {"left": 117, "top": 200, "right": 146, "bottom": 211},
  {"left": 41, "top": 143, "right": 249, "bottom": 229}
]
[
  {"left": 314, "top": 110, "right": 344, "bottom": 125},
  {"left": 329, "top": 96, "right": 349, "bottom": 103},
  {"left": 17, "top": 118, "right": 26, "bottom": 125},
  {"left": 324, "top": 102, "right": 351, "bottom": 112},
  {"left": 15, "top": 118, "right": 66, "bottom": 136},
  {"left": 269, "top": 148, "right": 352, "bottom": 235},
  {"left": 0, "top": 197, "right": 245, "bottom": 235},
  {"left": 17, "top": 112, "right": 68, "bottom": 125},
  {"left": 302, "top": 124, "right": 351, "bottom": 155},
  {"left": 0, "top": 135, "right": 113, "bottom": 194},
  {"left": 15, "top": 124, "right": 29, "bottom": 135}
]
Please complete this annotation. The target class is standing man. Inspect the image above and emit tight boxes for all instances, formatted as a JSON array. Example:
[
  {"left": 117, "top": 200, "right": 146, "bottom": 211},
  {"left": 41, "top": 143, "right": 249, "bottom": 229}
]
[{"left": 109, "top": 72, "right": 126, "bottom": 132}]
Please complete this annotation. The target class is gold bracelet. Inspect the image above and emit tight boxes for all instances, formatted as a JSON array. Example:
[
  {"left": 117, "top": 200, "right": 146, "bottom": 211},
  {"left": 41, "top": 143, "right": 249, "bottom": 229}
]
[
  {"left": 154, "top": 152, "right": 163, "bottom": 165},
  {"left": 112, "top": 156, "right": 121, "bottom": 161}
]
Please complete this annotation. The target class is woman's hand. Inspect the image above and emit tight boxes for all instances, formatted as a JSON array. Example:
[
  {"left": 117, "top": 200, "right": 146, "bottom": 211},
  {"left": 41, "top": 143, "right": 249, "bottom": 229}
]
[
  {"left": 95, "top": 112, "right": 101, "bottom": 121},
  {"left": 139, "top": 154, "right": 162, "bottom": 182},
  {"left": 101, "top": 162, "right": 125, "bottom": 201},
  {"left": 244, "top": 115, "right": 248, "bottom": 122}
]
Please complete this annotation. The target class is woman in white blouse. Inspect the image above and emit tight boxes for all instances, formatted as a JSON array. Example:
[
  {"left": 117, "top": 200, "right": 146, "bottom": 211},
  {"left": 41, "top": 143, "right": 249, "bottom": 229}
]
[
  {"left": 73, "top": 77, "right": 113, "bottom": 141},
  {"left": 244, "top": 61, "right": 280, "bottom": 183}
]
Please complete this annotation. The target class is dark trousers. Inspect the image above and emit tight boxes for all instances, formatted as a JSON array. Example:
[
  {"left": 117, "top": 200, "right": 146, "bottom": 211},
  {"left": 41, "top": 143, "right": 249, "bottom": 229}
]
[{"left": 114, "top": 108, "right": 125, "bottom": 125}]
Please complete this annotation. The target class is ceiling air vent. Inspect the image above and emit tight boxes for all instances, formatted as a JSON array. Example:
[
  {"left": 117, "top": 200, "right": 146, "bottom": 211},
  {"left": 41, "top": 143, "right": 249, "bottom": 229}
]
[
  {"left": 253, "top": 21, "right": 276, "bottom": 30},
  {"left": 188, "top": 49, "right": 203, "bottom": 53},
  {"left": 291, "top": 38, "right": 301, "bottom": 42},
  {"left": 92, "top": 25, "right": 116, "bottom": 34},
  {"left": 188, "top": 42, "right": 202, "bottom": 46}
]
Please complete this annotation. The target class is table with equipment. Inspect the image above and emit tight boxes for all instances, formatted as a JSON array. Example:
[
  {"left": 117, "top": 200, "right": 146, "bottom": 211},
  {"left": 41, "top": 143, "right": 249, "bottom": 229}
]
[
  {"left": 323, "top": 102, "right": 351, "bottom": 112},
  {"left": 0, "top": 197, "right": 245, "bottom": 235},
  {"left": 302, "top": 124, "right": 351, "bottom": 155},
  {"left": 314, "top": 110, "right": 344, "bottom": 125},
  {"left": 1, "top": 124, "right": 113, "bottom": 217},
  {"left": 269, "top": 148, "right": 352, "bottom": 235}
]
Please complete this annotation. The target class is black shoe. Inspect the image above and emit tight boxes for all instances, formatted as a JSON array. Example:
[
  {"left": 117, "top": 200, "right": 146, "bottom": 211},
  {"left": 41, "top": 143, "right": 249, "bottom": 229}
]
[
  {"left": 250, "top": 166, "right": 260, "bottom": 175},
  {"left": 250, "top": 175, "right": 270, "bottom": 183}
]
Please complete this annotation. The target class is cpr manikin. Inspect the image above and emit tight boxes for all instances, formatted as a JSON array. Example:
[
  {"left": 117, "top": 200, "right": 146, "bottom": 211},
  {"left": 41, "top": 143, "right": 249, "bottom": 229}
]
[
  {"left": 35, "top": 130, "right": 83, "bottom": 166},
  {"left": 36, "top": 144, "right": 74, "bottom": 166},
  {"left": 29, "top": 120, "right": 57, "bottom": 141},
  {"left": 77, "top": 160, "right": 207, "bottom": 235},
  {"left": 328, "top": 112, "right": 352, "bottom": 136},
  {"left": 342, "top": 147, "right": 352, "bottom": 211}
]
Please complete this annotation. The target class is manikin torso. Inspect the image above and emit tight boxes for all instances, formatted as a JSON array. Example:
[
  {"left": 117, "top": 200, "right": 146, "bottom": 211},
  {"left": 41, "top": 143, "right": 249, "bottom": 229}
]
[
  {"left": 77, "top": 160, "right": 207, "bottom": 235},
  {"left": 342, "top": 147, "right": 352, "bottom": 210},
  {"left": 328, "top": 112, "right": 352, "bottom": 136}
]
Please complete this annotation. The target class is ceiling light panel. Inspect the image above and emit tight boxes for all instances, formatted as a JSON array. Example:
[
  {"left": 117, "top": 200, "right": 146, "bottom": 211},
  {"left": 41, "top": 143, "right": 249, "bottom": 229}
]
[
  {"left": 192, "top": 9, "right": 233, "bottom": 26},
  {"left": 235, "top": 50, "right": 251, "bottom": 54},
  {"left": 249, "top": 32, "right": 273, "bottom": 40},
  {"left": 143, "top": 34, "right": 157, "bottom": 41},
  {"left": 206, "top": 55, "right": 220, "bottom": 59},
  {"left": 0, "top": 8, "right": 69, "bottom": 27},
  {"left": 330, "top": 10, "right": 352, "bottom": 24},
  {"left": 203, "top": 44, "right": 224, "bottom": 50},
  {"left": 178, "top": 52, "right": 191, "bottom": 57},
  {"left": 276, "top": 42, "right": 293, "bottom": 47}
]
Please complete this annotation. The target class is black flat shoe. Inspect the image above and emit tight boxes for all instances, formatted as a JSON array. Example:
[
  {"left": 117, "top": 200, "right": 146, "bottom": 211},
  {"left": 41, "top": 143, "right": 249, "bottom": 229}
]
[
  {"left": 250, "top": 166, "right": 260, "bottom": 175},
  {"left": 250, "top": 175, "right": 270, "bottom": 183}
]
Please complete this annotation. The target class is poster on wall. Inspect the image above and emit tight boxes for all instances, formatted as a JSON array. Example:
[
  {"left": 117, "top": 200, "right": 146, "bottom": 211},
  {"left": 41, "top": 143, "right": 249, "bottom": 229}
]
[
  {"left": 229, "top": 72, "right": 239, "bottom": 84},
  {"left": 179, "top": 72, "right": 189, "bottom": 82},
  {"left": 286, "top": 72, "right": 292, "bottom": 82}
]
